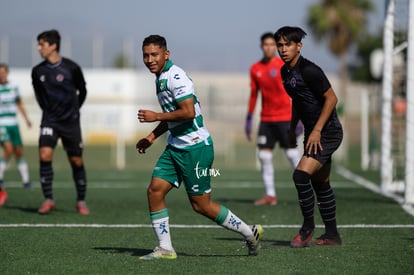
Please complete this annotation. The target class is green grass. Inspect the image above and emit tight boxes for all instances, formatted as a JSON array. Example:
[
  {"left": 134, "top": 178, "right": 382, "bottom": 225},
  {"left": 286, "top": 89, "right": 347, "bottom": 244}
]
[{"left": 0, "top": 144, "right": 414, "bottom": 274}]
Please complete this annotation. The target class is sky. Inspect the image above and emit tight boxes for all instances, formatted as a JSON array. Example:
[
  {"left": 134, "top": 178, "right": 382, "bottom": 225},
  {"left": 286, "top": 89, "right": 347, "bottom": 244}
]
[{"left": 0, "top": 0, "right": 385, "bottom": 73}]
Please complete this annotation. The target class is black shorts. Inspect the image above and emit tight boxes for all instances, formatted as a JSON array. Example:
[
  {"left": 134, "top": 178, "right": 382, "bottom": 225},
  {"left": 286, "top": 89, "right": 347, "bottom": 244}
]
[
  {"left": 39, "top": 121, "right": 83, "bottom": 157},
  {"left": 303, "top": 127, "right": 343, "bottom": 164},
  {"left": 257, "top": 121, "right": 291, "bottom": 149}
]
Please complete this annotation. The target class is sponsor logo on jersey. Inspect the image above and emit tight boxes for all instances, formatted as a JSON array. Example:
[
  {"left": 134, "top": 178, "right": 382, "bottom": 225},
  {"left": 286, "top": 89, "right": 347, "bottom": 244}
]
[{"left": 173, "top": 74, "right": 180, "bottom": 80}]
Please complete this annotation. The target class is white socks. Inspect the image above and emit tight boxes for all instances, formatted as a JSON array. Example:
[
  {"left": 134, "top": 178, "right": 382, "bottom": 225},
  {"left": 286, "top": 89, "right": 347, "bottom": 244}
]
[
  {"left": 150, "top": 209, "right": 174, "bottom": 251},
  {"left": 17, "top": 159, "right": 30, "bottom": 183},
  {"left": 285, "top": 148, "right": 301, "bottom": 169},
  {"left": 258, "top": 150, "right": 275, "bottom": 197},
  {"left": 0, "top": 158, "right": 6, "bottom": 180},
  {"left": 215, "top": 206, "right": 253, "bottom": 239}
]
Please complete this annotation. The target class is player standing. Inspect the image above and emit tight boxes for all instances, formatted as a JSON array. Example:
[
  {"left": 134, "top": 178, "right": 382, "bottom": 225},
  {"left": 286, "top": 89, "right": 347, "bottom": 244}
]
[
  {"left": 136, "top": 35, "right": 263, "bottom": 260},
  {"left": 0, "top": 63, "right": 32, "bottom": 206},
  {"left": 31, "top": 30, "right": 89, "bottom": 215},
  {"left": 275, "top": 26, "right": 343, "bottom": 247},
  {"left": 246, "top": 32, "right": 301, "bottom": 205}
]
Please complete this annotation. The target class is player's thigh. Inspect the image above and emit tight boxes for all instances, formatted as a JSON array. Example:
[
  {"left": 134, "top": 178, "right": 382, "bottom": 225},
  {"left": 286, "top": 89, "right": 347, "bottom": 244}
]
[
  {"left": 257, "top": 122, "right": 277, "bottom": 149},
  {"left": 60, "top": 123, "right": 83, "bottom": 157},
  {"left": 179, "top": 145, "right": 214, "bottom": 196},
  {"left": 296, "top": 156, "right": 323, "bottom": 175},
  {"left": 8, "top": 125, "right": 23, "bottom": 148},
  {"left": 311, "top": 162, "right": 332, "bottom": 183}
]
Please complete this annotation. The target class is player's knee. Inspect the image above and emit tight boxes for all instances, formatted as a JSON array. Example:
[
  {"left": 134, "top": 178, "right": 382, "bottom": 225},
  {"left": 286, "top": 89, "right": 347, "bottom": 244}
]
[
  {"left": 258, "top": 149, "right": 272, "bottom": 161},
  {"left": 292, "top": 169, "right": 311, "bottom": 184},
  {"left": 69, "top": 156, "right": 83, "bottom": 167},
  {"left": 39, "top": 149, "right": 53, "bottom": 162}
]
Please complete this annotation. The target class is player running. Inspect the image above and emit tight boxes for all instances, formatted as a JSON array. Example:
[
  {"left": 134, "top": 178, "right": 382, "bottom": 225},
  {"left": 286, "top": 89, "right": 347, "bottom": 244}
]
[
  {"left": 246, "top": 32, "right": 301, "bottom": 206},
  {"left": 136, "top": 34, "right": 263, "bottom": 260},
  {"left": 0, "top": 63, "right": 32, "bottom": 206},
  {"left": 32, "top": 30, "right": 89, "bottom": 215},
  {"left": 275, "top": 26, "right": 343, "bottom": 247}
]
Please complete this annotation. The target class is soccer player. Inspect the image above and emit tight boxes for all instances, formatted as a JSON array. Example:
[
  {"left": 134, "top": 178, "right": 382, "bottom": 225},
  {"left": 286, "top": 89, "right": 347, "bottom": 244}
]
[
  {"left": 31, "top": 30, "right": 89, "bottom": 215},
  {"left": 246, "top": 32, "right": 301, "bottom": 206},
  {"left": 0, "top": 63, "right": 32, "bottom": 206},
  {"left": 274, "top": 26, "right": 343, "bottom": 247},
  {"left": 136, "top": 34, "right": 263, "bottom": 260}
]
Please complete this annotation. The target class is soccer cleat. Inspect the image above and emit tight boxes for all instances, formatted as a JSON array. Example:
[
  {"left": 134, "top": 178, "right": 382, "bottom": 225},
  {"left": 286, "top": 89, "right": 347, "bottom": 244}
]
[
  {"left": 23, "top": 182, "right": 32, "bottom": 190},
  {"left": 246, "top": 224, "right": 264, "bottom": 256},
  {"left": 290, "top": 227, "right": 314, "bottom": 248},
  {"left": 254, "top": 195, "right": 277, "bottom": 206},
  {"left": 314, "top": 233, "right": 342, "bottom": 246},
  {"left": 0, "top": 189, "right": 8, "bottom": 206},
  {"left": 76, "top": 201, "right": 90, "bottom": 215},
  {"left": 139, "top": 247, "right": 177, "bottom": 260},
  {"left": 38, "top": 199, "right": 56, "bottom": 214}
]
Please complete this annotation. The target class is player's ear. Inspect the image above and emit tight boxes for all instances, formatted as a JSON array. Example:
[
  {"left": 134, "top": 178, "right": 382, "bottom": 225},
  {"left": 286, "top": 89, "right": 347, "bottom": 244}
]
[
  {"left": 297, "top": 42, "right": 303, "bottom": 53},
  {"left": 164, "top": 49, "right": 170, "bottom": 60}
]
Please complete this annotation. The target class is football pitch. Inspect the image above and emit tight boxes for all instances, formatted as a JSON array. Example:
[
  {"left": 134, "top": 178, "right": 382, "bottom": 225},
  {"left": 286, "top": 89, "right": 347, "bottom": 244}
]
[{"left": 0, "top": 144, "right": 413, "bottom": 274}]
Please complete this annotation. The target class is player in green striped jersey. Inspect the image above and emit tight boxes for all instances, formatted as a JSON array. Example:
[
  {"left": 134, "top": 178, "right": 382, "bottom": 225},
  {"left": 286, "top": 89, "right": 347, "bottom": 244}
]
[
  {"left": 0, "top": 64, "right": 32, "bottom": 206},
  {"left": 136, "top": 35, "right": 263, "bottom": 260}
]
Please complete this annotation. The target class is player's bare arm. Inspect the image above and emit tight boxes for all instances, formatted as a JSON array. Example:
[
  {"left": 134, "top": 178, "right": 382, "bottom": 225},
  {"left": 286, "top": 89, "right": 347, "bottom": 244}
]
[
  {"left": 138, "top": 97, "right": 195, "bottom": 123},
  {"left": 17, "top": 100, "right": 32, "bottom": 128},
  {"left": 306, "top": 88, "right": 338, "bottom": 155}
]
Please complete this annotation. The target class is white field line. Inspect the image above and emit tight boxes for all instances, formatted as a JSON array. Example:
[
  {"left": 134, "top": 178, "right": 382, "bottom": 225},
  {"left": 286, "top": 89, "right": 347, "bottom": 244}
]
[
  {"left": 0, "top": 223, "right": 413, "bottom": 229},
  {"left": 3, "top": 181, "right": 360, "bottom": 189},
  {"left": 336, "top": 166, "right": 414, "bottom": 217}
]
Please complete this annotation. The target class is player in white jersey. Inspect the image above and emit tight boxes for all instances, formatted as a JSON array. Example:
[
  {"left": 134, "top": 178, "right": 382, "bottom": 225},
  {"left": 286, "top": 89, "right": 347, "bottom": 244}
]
[
  {"left": 0, "top": 64, "right": 32, "bottom": 206},
  {"left": 136, "top": 35, "right": 263, "bottom": 260}
]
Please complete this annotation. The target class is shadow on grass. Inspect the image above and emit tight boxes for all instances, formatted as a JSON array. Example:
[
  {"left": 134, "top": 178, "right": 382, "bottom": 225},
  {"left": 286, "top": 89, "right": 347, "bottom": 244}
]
[
  {"left": 4, "top": 205, "right": 39, "bottom": 213},
  {"left": 93, "top": 247, "right": 246, "bottom": 258},
  {"left": 215, "top": 198, "right": 254, "bottom": 204},
  {"left": 94, "top": 247, "right": 153, "bottom": 257},
  {"left": 215, "top": 237, "right": 291, "bottom": 248}
]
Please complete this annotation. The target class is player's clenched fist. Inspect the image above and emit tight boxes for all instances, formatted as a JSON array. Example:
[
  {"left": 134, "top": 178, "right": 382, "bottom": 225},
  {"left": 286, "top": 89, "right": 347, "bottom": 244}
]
[
  {"left": 136, "top": 138, "right": 153, "bottom": 154},
  {"left": 138, "top": 109, "right": 158, "bottom": 123}
]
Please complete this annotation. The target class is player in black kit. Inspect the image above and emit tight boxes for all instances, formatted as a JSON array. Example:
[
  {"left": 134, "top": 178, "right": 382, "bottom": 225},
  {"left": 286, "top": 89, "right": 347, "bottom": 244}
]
[
  {"left": 32, "top": 30, "right": 89, "bottom": 215},
  {"left": 274, "top": 26, "right": 343, "bottom": 247}
]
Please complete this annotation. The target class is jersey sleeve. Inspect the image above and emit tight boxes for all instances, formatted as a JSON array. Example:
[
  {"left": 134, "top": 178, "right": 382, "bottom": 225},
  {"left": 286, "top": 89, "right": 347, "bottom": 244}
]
[
  {"left": 31, "top": 67, "right": 46, "bottom": 110},
  {"left": 72, "top": 64, "right": 87, "bottom": 107},
  {"left": 248, "top": 66, "right": 259, "bottom": 115},
  {"left": 169, "top": 69, "right": 194, "bottom": 103},
  {"left": 301, "top": 63, "right": 331, "bottom": 97}
]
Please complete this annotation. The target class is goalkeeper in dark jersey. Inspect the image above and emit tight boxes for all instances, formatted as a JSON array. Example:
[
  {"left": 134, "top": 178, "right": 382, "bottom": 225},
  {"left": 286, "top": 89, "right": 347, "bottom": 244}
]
[
  {"left": 275, "top": 26, "right": 343, "bottom": 247},
  {"left": 32, "top": 29, "right": 89, "bottom": 215}
]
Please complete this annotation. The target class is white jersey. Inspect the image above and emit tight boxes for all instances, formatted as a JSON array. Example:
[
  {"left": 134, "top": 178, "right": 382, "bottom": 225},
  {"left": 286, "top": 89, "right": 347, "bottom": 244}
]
[
  {"left": 0, "top": 81, "right": 20, "bottom": 126},
  {"left": 156, "top": 60, "right": 213, "bottom": 150}
]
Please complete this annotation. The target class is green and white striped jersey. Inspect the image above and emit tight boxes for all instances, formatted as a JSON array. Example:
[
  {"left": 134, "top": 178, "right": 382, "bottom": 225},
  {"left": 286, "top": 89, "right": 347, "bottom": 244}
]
[
  {"left": 0, "top": 81, "right": 20, "bottom": 126},
  {"left": 156, "top": 60, "right": 213, "bottom": 150}
]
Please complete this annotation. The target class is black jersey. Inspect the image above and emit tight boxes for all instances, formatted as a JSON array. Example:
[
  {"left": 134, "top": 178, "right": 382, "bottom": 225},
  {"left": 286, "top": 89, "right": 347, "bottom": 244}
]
[
  {"left": 32, "top": 57, "right": 87, "bottom": 124},
  {"left": 281, "top": 56, "right": 341, "bottom": 136}
]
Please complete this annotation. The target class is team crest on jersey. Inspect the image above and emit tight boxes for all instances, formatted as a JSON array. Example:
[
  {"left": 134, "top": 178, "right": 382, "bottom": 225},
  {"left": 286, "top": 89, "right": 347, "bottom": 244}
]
[
  {"left": 157, "top": 79, "right": 168, "bottom": 94},
  {"left": 290, "top": 77, "right": 297, "bottom": 88},
  {"left": 56, "top": 73, "right": 64, "bottom": 82},
  {"left": 40, "top": 75, "right": 46, "bottom": 82},
  {"left": 270, "top": 69, "right": 277, "bottom": 77}
]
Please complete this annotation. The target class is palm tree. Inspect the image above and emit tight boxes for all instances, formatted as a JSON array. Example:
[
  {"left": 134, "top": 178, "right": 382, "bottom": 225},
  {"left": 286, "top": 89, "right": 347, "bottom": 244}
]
[{"left": 307, "top": 0, "right": 374, "bottom": 97}]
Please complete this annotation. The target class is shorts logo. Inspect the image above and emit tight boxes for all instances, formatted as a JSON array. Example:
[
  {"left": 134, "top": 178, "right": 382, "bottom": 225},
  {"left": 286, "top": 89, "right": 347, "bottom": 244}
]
[
  {"left": 41, "top": 127, "right": 53, "bottom": 136},
  {"left": 56, "top": 74, "right": 64, "bottom": 82},
  {"left": 191, "top": 185, "right": 199, "bottom": 193},
  {"left": 194, "top": 161, "right": 220, "bottom": 179}
]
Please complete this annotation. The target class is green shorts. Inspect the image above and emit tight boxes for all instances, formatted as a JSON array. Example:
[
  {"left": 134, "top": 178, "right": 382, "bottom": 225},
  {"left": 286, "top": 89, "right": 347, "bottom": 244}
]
[
  {"left": 0, "top": 125, "right": 23, "bottom": 146},
  {"left": 152, "top": 144, "right": 214, "bottom": 196}
]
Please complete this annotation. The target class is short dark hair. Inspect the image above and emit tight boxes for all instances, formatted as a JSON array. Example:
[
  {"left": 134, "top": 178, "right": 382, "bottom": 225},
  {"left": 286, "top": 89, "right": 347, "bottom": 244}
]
[
  {"left": 0, "top": 63, "right": 9, "bottom": 72},
  {"left": 142, "top": 35, "right": 167, "bottom": 49},
  {"left": 274, "top": 26, "right": 307, "bottom": 43},
  {"left": 37, "top": 29, "right": 61, "bottom": 52},
  {"left": 260, "top": 32, "right": 275, "bottom": 44}
]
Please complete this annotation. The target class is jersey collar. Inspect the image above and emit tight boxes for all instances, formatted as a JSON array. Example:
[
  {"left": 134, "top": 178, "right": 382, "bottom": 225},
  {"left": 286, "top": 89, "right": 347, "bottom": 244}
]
[{"left": 162, "top": 60, "right": 174, "bottom": 72}]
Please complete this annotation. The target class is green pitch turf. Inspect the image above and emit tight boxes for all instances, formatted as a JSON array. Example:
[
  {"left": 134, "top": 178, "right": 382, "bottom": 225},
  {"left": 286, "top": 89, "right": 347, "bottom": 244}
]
[{"left": 0, "top": 144, "right": 413, "bottom": 274}]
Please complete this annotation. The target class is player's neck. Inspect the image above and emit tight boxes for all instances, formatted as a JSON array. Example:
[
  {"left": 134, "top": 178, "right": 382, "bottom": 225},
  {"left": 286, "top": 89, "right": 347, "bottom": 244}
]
[
  {"left": 262, "top": 55, "right": 275, "bottom": 63},
  {"left": 47, "top": 52, "right": 62, "bottom": 65},
  {"left": 287, "top": 54, "right": 301, "bottom": 68}
]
